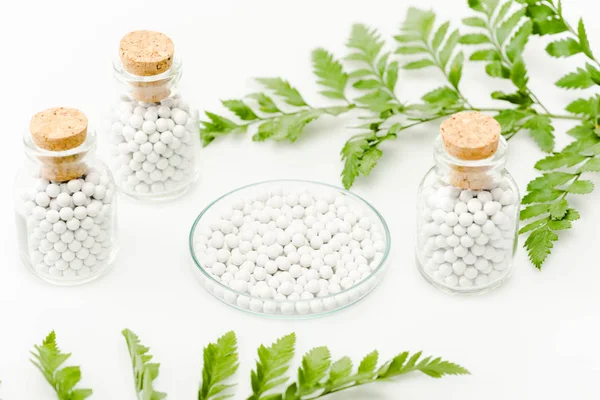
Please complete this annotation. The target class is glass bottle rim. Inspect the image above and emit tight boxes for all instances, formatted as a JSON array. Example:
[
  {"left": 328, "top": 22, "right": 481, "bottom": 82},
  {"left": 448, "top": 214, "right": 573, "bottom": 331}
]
[
  {"left": 112, "top": 53, "right": 183, "bottom": 84},
  {"left": 433, "top": 134, "right": 508, "bottom": 169},
  {"left": 23, "top": 128, "right": 97, "bottom": 160}
]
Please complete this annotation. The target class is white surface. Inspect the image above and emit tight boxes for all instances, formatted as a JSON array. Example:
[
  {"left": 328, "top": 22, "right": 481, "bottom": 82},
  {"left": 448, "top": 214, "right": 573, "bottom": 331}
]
[{"left": 1, "top": 0, "right": 599, "bottom": 398}]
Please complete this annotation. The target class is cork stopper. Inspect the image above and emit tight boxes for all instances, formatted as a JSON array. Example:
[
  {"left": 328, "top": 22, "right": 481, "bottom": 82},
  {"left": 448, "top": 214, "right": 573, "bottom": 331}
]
[
  {"left": 119, "top": 30, "right": 174, "bottom": 77},
  {"left": 30, "top": 107, "right": 89, "bottom": 182},
  {"left": 30, "top": 107, "right": 88, "bottom": 151},
  {"left": 440, "top": 111, "right": 500, "bottom": 161}
]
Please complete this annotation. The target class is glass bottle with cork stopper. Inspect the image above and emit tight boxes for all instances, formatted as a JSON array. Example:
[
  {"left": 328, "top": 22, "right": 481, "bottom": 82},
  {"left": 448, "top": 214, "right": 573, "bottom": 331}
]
[
  {"left": 15, "top": 107, "right": 119, "bottom": 285},
  {"left": 416, "top": 111, "right": 520, "bottom": 294},
  {"left": 107, "top": 30, "right": 199, "bottom": 201}
]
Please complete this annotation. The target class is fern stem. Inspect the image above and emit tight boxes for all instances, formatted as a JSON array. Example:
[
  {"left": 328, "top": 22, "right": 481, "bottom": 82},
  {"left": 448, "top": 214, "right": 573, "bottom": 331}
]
[
  {"left": 483, "top": 17, "right": 552, "bottom": 116},
  {"left": 423, "top": 42, "right": 474, "bottom": 109}
]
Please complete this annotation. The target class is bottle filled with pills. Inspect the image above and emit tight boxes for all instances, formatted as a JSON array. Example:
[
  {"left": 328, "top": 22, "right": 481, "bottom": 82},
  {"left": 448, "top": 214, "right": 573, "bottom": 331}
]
[
  {"left": 416, "top": 111, "right": 520, "bottom": 294},
  {"left": 15, "top": 107, "right": 118, "bottom": 284},
  {"left": 107, "top": 30, "right": 199, "bottom": 201}
]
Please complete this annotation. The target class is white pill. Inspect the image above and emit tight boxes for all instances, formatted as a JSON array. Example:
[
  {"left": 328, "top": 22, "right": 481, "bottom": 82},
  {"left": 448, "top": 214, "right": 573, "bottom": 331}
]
[
  {"left": 499, "top": 191, "right": 514, "bottom": 205},
  {"left": 452, "top": 261, "right": 466, "bottom": 275},
  {"left": 474, "top": 258, "right": 489, "bottom": 271},
  {"left": 56, "top": 193, "right": 71, "bottom": 208},
  {"left": 471, "top": 244, "right": 485, "bottom": 256},
  {"left": 481, "top": 220, "right": 495, "bottom": 235},
  {"left": 439, "top": 223, "right": 453, "bottom": 237},
  {"left": 459, "top": 190, "right": 473, "bottom": 202},
  {"left": 454, "top": 202, "right": 468, "bottom": 215},
  {"left": 444, "top": 212, "right": 459, "bottom": 226},
  {"left": 467, "top": 198, "right": 482, "bottom": 213},
  {"left": 432, "top": 210, "right": 446, "bottom": 224},
  {"left": 444, "top": 234, "right": 458, "bottom": 248},
  {"left": 463, "top": 252, "right": 476, "bottom": 265},
  {"left": 467, "top": 224, "right": 482, "bottom": 238},
  {"left": 460, "top": 235, "right": 474, "bottom": 248},
  {"left": 432, "top": 262, "right": 448, "bottom": 277},
  {"left": 458, "top": 213, "right": 473, "bottom": 227},
  {"left": 464, "top": 266, "right": 478, "bottom": 279}
]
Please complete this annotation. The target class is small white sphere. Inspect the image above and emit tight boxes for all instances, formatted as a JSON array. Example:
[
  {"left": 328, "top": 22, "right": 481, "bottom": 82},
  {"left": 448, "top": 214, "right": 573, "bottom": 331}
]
[{"left": 458, "top": 213, "right": 474, "bottom": 227}]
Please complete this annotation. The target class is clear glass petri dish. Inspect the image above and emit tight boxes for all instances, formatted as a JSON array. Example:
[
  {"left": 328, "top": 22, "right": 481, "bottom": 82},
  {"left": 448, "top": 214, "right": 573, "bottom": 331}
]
[{"left": 188, "top": 180, "right": 391, "bottom": 318}]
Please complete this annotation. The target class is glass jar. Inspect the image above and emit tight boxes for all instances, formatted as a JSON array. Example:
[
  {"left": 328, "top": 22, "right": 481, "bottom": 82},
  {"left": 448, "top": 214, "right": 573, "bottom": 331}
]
[
  {"left": 416, "top": 112, "right": 520, "bottom": 294},
  {"left": 15, "top": 107, "right": 118, "bottom": 285},
  {"left": 107, "top": 30, "right": 199, "bottom": 201}
]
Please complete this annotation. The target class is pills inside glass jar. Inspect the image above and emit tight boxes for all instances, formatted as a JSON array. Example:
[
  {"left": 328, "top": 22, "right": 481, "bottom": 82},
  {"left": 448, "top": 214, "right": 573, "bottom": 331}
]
[
  {"left": 17, "top": 170, "right": 117, "bottom": 281},
  {"left": 109, "top": 95, "right": 198, "bottom": 198},
  {"left": 191, "top": 182, "right": 390, "bottom": 317},
  {"left": 417, "top": 182, "right": 518, "bottom": 292}
]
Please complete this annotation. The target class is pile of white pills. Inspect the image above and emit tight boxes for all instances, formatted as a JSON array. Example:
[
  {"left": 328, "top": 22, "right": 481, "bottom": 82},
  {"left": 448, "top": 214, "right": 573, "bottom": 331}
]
[
  {"left": 193, "top": 186, "right": 387, "bottom": 315},
  {"left": 417, "top": 182, "right": 518, "bottom": 290},
  {"left": 109, "top": 95, "right": 198, "bottom": 195},
  {"left": 19, "top": 170, "right": 116, "bottom": 279}
]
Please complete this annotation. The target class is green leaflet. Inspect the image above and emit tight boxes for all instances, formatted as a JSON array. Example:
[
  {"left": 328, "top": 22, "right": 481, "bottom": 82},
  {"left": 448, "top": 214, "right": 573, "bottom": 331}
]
[
  {"left": 496, "top": 8, "right": 526, "bottom": 45},
  {"left": 577, "top": 18, "right": 594, "bottom": 59},
  {"left": 296, "top": 347, "right": 332, "bottom": 394},
  {"left": 347, "top": 24, "right": 385, "bottom": 64},
  {"left": 485, "top": 61, "right": 510, "bottom": 78},
  {"left": 30, "top": 331, "right": 93, "bottom": 400},
  {"left": 312, "top": 48, "right": 349, "bottom": 100},
  {"left": 341, "top": 131, "right": 396, "bottom": 189},
  {"left": 524, "top": 226, "right": 558, "bottom": 268},
  {"left": 546, "top": 38, "right": 582, "bottom": 58},
  {"left": 526, "top": 171, "right": 575, "bottom": 191},
  {"left": 249, "top": 333, "right": 296, "bottom": 399},
  {"left": 556, "top": 68, "right": 594, "bottom": 89},
  {"left": 248, "top": 93, "right": 282, "bottom": 114},
  {"left": 199, "top": 331, "right": 239, "bottom": 400},
  {"left": 252, "top": 110, "right": 323, "bottom": 143},
  {"left": 458, "top": 33, "right": 489, "bottom": 44},
  {"left": 122, "top": 329, "right": 167, "bottom": 400},
  {"left": 256, "top": 78, "right": 308, "bottom": 107},
  {"left": 506, "top": 19, "right": 533, "bottom": 62},
  {"left": 567, "top": 180, "right": 594, "bottom": 194},
  {"left": 222, "top": 100, "right": 258, "bottom": 121},
  {"left": 523, "top": 114, "right": 555, "bottom": 152},
  {"left": 469, "top": 49, "right": 501, "bottom": 61}
]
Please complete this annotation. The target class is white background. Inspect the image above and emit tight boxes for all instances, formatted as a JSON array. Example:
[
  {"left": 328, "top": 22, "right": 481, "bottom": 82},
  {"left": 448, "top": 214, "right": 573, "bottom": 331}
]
[{"left": 1, "top": 0, "right": 599, "bottom": 398}]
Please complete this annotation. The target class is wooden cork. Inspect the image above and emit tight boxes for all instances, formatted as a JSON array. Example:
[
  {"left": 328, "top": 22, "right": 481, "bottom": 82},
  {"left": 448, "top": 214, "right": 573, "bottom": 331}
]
[
  {"left": 440, "top": 112, "right": 501, "bottom": 190},
  {"left": 440, "top": 111, "right": 500, "bottom": 161},
  {"left": 30, "top": 107, "right": 88, "bottom": 152},
  {"left": 119, "top": 30, "right": 174, "bottom": 77},
  {"left": 30, "top": 107, "right": 89, "bottom": 182}
]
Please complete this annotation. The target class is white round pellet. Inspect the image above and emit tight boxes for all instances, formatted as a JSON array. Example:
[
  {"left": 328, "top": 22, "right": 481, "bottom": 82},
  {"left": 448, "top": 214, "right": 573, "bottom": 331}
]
[
  {"left": 454, "top": 202, "right": 468, "bottom": 215},
  {"left": 459, "top": 190, "right": 473, "bottom": 202},
  {"left": 499, "top": 191, "right": 514, "bottom": 206},
  {"left": 464, "top": 266, "right": 478, "bottom": 279},
  {"left": 439, "top": 223, "right": 453, "bottom": 236},
  {"left": 56, "top": 193, "right": 71, "bottom": 208},
  {"left": 474, "top": 258, "right": 489, "bottom": 271},
  {"left": 431, "top": 209, "right": 445, "bottom": 224},
  {"left": 453, "top": 245, "right": 468, "bottom": 258},
  {"left": 467, "top": 224, "right": 482, "bottom": 238},
  {"left": 459, "top": 276, "right": 473, "bottom": 287},
  {"left": 446, "top": 235, "right": 460, "bottom": 248},
  {"left": 458, "top": 213, "right": 474, "bottom": 227},
  {"left": 477, "top": 191, "right": 493, "bottom": 203},
  {"left": 452, "top": 260, "right": 466, "bottom": 275},
  {"left": 444, "top": 249, "right": 457, "bottom": 263},
  {"left": 482, "top": 220, "right": 495, "bottom": 235}
]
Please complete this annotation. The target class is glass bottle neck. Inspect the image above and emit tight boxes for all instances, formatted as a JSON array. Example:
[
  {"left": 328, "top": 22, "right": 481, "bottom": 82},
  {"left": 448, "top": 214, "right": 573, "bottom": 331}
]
[
  {"left": 433, "top": 135, "right": 508, "bottom": 190},
  {"left": 113, "top": 54, "right": 183, "bottom": 103},
  {"left": 24, "top": 130, "right": 97, "bottom": 182}
]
